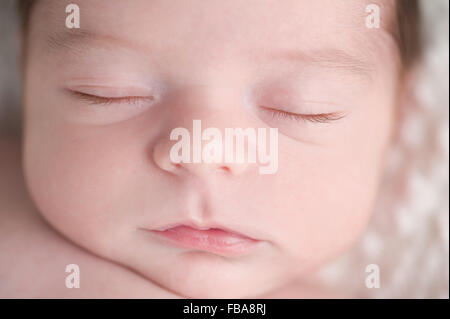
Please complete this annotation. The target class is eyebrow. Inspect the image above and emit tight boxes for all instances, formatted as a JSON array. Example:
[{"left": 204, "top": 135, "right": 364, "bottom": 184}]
[
  {"left": 46, "top": 30, "right": 374, "bottom": 79},
  {"left": 46, "top": 30, "right": 140, "bottom": 53},
  {"left": 266, "top": 48, "right": 374, "bottom": 77}
]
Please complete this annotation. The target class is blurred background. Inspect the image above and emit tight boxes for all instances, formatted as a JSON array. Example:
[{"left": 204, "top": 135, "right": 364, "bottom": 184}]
[
  {"left": 0, "top": 0, "right": 448, "bottom": 298},
  {"left": 0, "top": 1, "right": 22, "bottom": 135}
]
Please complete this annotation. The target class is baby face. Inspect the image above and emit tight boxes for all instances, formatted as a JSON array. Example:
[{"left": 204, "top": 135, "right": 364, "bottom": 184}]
[{"left": 22, "top": 0, "right": 400, "bottom": 297}]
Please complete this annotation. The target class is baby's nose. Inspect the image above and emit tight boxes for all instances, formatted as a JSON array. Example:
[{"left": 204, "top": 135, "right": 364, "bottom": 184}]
[{"left": 152, "top": 132, "right": 250, "bottom": 177}]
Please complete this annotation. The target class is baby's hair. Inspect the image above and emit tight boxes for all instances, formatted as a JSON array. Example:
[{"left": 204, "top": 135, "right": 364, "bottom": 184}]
[
  {"left": 395, "top": 0, "right": 422, "bottom": 69},
  {"left": 17, "top": 0, "right": 422, "bottom": 70},
  {"left": 17, "top": 0, "right": 34, "bottom": 30}
]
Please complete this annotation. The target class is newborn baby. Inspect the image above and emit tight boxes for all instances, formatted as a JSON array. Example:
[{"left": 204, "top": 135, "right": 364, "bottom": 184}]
[{"left": 0, "top": 0, "right": 421, "bottom": 298}]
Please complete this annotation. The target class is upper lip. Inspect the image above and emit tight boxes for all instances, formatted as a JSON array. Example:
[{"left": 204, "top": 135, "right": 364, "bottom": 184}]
[{"left": 147, "top": 219, "right": 259, "bottom": 241}]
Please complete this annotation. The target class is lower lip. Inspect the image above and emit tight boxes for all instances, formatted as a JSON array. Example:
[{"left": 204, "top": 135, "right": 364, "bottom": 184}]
[{"left": 148, "top": 225, "right": 260, "bottom": 257}]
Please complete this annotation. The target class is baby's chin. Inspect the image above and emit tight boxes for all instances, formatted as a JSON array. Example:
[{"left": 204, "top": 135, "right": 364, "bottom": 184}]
[
  {"left": 146, "top": 260, "right": 285, "bottom": 299},
  {"left": 129, "top": 252, "right": 282, "bottom": 298}
]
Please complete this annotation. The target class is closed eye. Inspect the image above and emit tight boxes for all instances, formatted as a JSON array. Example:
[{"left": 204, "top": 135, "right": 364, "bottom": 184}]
[
  {"left": 69, "top": 90, "right": 155, "bottom": 105},
  {"left": 260, "top": 106, "right": 346, "bottom": 123}
]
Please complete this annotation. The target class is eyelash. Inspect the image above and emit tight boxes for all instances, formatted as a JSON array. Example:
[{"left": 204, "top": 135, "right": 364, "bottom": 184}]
[
  {"left": 69, "top": 91, "right": 344, "bottom": 124},
  {"left": 260, "top": 106, "right": 346, "bottom": 124},
  {"left": 69, "top": 91, "right": 155, "bottom": 106}
]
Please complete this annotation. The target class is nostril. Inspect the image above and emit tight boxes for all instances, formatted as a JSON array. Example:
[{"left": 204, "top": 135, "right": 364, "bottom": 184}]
[{"left": 219, "top": 166, "right": 230, "bottom": 173}]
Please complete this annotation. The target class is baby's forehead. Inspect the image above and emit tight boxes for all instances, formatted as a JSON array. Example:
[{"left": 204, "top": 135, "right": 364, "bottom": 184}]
[{"left": 30, "top": 0, "right": 399, "bottom": 76}]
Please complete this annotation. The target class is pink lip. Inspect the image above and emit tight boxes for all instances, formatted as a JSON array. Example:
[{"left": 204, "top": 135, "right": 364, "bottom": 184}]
[{"left": 147, "top": 225, "right": 260, "bottom": 257}]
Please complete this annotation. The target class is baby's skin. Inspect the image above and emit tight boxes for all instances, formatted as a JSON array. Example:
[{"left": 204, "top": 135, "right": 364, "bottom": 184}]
[
  {"left": 0, "top": 138, "right": 341, "bottom": 298},
  {"left": 0, "top": 137, "right": 178, "bottom": 298},
  {"left": 2, "top": 0, "right": 404, "bottom": 298}
]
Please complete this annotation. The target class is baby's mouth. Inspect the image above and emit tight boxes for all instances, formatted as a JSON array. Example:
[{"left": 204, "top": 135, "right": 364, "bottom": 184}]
[{"left": 143, "top": 224, "right": 261, "bottom": 257}]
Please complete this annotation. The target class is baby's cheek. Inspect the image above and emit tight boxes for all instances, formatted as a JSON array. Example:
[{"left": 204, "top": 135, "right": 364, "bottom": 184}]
[
  {"left": 273, "top": 99, "right": 393, "bottom": 273},
  {"left": 23, "top": 121, "right": 138, "bottom": 250},
  {"left": 271, "top": 142, "right": 383, "bottom": 273}
]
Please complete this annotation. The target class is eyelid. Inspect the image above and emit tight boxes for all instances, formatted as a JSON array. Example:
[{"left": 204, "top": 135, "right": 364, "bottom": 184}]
[
  {"left": 67, "top": 89, "right": 156, "bottom": 105},
  {"left": 65, "top": 81, "right": 158, "bottom": 96},
  {"left": 260, "top": 105, "right": 346, "bottom": 123}
]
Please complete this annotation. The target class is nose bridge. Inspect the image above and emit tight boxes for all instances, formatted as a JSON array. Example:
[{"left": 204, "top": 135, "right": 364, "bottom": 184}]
[{"left": 174, "top": 83, "right": 241, "bottom": 113}]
